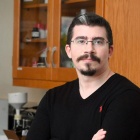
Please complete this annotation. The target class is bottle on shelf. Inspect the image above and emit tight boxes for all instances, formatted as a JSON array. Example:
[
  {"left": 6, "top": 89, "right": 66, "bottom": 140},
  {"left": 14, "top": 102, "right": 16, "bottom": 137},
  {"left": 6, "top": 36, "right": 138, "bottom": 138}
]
[
  {"left": 32, "top": 23, "right": 47, "bottom": 39},
  {"left": 38, "top": 23, "right": 47, "bottom": 39},
  {"left": 32, "top": 25, "right": 40, "bottom": 39},
  {"left": 80, "top": 9, "right": 86, "bottom": 14},
  {"left": 37, "top": 48, "right": 48, "bottom": 67}
]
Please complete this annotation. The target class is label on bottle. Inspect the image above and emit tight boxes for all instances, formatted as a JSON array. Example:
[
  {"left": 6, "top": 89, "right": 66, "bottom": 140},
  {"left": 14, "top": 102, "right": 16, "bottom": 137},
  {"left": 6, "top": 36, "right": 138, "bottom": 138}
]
[{"left": 32, "top": 31, "right": 40, "bottom": 38}]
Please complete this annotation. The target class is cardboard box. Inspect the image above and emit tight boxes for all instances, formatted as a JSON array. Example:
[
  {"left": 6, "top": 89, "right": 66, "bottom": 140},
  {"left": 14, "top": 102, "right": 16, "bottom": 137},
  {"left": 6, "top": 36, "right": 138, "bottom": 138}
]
[{"left": 4, "top": 130, "right": 26, "bottom": 140}]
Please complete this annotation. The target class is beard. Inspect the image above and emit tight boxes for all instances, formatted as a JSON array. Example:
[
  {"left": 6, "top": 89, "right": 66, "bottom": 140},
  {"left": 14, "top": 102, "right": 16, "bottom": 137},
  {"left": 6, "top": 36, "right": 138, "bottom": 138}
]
[
  {"left": 76, "top": 53, "right": 100, "bottom": 76},
  {"left": 80, "top": 63, "right": 96, "bottom": 76}
]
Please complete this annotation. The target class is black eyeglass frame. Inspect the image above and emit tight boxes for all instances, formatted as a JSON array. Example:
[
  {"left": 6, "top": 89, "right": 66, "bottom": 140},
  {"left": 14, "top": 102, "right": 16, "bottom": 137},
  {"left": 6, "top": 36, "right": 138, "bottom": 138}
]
[{"left": 70, "top": 37, "right": 110, "bottom": 46}]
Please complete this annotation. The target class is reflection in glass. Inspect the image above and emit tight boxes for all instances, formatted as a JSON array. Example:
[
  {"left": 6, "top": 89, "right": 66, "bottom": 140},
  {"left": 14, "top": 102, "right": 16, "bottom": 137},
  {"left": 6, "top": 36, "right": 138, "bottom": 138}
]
[
  {"left": 60, "top": 0, "right": 95, "bottom": 68},
  {"left": 19, "top": 0, "right": 47, "bottom": 67}
]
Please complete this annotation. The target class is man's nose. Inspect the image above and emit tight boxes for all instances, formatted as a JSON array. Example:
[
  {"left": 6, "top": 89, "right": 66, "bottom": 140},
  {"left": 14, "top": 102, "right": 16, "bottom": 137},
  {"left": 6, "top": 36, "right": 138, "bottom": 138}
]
[{"left": 85, "top": 41, "right": 95, "bottom": 52}]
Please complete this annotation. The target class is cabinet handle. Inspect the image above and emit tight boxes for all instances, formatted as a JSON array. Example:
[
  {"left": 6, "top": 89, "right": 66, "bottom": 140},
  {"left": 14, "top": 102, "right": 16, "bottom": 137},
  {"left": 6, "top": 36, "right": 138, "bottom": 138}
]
[
  {"left": 46, "top": 47, "right": 50, "bottom": 67},
  {"left": 51, "top": 46, "right": 57, "bottom": 68}
]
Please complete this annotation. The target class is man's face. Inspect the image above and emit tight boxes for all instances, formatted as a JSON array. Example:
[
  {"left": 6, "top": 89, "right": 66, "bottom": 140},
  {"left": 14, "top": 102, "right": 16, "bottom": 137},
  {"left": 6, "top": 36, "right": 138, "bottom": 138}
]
[{"left": 65, "top": 25, "right": 113, "bottom": 76}]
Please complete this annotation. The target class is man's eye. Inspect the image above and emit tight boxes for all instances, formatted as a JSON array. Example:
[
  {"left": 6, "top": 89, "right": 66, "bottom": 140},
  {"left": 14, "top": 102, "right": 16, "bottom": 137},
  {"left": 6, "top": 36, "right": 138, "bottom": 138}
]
[
  {"left": 93, "top": 39, "right": 104, "bottom": 45},
  {"left": 77, "top": 39, "right": 86, "bottom": 44}
]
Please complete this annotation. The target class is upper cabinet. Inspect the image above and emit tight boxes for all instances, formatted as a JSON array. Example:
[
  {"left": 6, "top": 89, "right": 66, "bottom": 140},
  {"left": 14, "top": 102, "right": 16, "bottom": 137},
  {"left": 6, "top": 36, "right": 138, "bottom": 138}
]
[
  {"left": 13, "top": 0, "right": 103, "bottom": 89},
  {"left": 13, "top": 0, "right": 140, "bottom": 89},
  {"left": 103, "top": 0, "right": 140, "bottom": 87}
]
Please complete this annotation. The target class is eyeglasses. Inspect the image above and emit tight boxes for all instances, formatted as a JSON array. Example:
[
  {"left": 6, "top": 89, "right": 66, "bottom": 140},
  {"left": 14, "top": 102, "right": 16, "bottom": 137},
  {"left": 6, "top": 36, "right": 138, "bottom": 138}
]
[{"left": 71, "top": 37, "right": 110, "bottom": 47}]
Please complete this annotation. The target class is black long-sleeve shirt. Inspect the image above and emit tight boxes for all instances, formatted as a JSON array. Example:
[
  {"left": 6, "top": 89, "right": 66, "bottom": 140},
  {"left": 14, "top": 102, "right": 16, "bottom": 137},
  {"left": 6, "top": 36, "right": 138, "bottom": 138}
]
[{"left": 26, "top": 73, "right": 140, "bottom": 140}]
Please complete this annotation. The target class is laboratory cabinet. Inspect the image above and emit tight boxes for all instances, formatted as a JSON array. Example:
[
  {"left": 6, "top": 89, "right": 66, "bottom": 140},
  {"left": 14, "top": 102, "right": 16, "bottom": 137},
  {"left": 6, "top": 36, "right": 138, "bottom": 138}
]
[{"left": 13, "top": 0, "right": 140, "bottom": 88}]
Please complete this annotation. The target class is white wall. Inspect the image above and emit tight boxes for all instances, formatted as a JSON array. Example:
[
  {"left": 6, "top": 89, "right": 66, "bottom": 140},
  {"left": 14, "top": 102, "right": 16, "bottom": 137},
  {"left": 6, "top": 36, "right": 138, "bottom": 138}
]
[{"left": 0, "top": 0, "right": 46, "bottom": 104}]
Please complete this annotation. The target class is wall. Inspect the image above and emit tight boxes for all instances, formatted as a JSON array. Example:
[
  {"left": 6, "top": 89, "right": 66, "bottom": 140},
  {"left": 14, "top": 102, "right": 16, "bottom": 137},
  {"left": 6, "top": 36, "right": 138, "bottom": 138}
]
[{"left": 0, "top": 0, "right": 46, "bottom": 104}]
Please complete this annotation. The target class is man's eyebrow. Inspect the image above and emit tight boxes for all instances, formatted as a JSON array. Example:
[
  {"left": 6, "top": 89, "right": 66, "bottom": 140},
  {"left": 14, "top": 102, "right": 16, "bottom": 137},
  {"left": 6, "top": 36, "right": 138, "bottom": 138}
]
[
  {"left": 92, "top": 37, "right": 105, "bottom": 40},
  {"left": 75, "top": 36, "right": 87, "bottom": 40},
  {"left": 73, "top": 36, "right": 105, "bottom": 40}
]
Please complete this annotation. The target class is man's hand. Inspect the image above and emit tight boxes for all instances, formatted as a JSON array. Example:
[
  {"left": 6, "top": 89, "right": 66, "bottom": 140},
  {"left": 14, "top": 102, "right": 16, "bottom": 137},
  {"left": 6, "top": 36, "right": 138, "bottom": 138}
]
[{"left": 92, "top": 129, "right": 107, "bottom": 140}]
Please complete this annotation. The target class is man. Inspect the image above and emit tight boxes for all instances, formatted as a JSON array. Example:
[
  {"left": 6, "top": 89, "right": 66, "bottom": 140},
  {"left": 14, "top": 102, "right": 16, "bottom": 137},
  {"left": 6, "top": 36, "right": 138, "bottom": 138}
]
[{"left": 26, "top": 13, "right": 140, "bottom": 140}]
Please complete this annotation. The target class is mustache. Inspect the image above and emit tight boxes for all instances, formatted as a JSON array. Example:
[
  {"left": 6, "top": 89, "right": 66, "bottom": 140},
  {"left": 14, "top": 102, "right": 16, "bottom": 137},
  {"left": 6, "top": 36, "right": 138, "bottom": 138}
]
[{"left": 76, "top": 53, "right": 100, "bottom": 63}]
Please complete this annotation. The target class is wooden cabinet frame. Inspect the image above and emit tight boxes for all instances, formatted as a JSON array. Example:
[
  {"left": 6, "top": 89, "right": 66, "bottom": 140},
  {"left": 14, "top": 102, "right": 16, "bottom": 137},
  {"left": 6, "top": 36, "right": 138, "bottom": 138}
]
[{"left": 14, "top": 0, "right": 140, "bottom": 88}]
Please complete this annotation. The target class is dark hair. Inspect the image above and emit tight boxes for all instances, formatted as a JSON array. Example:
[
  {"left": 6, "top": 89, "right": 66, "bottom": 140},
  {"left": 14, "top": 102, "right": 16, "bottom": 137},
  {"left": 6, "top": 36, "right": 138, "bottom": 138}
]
[{"left": 66, "top": 12, "right": 113, "bottom": 47}]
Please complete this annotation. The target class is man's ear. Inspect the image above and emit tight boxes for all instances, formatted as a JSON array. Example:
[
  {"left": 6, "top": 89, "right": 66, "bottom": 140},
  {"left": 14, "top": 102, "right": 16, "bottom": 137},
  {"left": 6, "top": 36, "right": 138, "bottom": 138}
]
[
  {"left": 65, "top": 44, "right": 72, "bottom": 59},
  {"left": 109, "top": 45, "right": 113, "bottom": 58}
]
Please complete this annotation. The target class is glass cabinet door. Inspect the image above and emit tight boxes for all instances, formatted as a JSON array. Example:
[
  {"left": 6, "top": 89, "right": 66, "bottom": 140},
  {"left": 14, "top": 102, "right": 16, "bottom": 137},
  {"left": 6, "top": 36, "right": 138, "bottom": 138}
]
[
  {"left": 13, "top": 0, "right": 52, "bottom": 80},
  {"left": 20, "top": 0, "right": 48, "bottom": 68},
  {"left": 51, "top": 0, "right": 96, "bottom": 81},
  {"left": 60, "top": 0, "right": 96, "bottom": 68}
]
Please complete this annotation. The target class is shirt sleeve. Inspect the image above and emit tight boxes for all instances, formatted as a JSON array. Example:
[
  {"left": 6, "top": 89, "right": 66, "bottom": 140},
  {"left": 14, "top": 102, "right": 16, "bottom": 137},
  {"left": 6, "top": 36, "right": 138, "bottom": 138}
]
[
  {"left": 101, "top": 90, "right": 140, "bottom": 140},
  {"left": 26, "top": 92, "right": 51, "bottom": 140}
]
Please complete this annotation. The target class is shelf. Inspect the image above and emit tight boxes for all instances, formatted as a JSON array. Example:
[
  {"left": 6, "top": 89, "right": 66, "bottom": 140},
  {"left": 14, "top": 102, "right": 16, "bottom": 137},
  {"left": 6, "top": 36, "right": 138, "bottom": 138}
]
[
  {"left": 25, "top": 38, "right": 46, "bottom": 43},
  {"left": 62, "top": 0, "right": 95, "bottom": 16},
  {"left": 62, "top": 0, "right": 95, "bottom": 8},
  {"left": 23, "top": 3, "right": 48, "bottom": 9},
  {"left": 64, "top": 0, "right": 92, "bottom": 4}
]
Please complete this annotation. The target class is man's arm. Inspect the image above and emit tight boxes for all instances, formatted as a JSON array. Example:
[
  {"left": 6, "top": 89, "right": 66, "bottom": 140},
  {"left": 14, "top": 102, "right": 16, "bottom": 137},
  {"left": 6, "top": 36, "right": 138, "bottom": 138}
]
[
  {"left": 26, "top": 93, "right": 51, "bottom": 140},
  {"left": 101, "top": 90, "right": 140, "bottom": 140}
]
